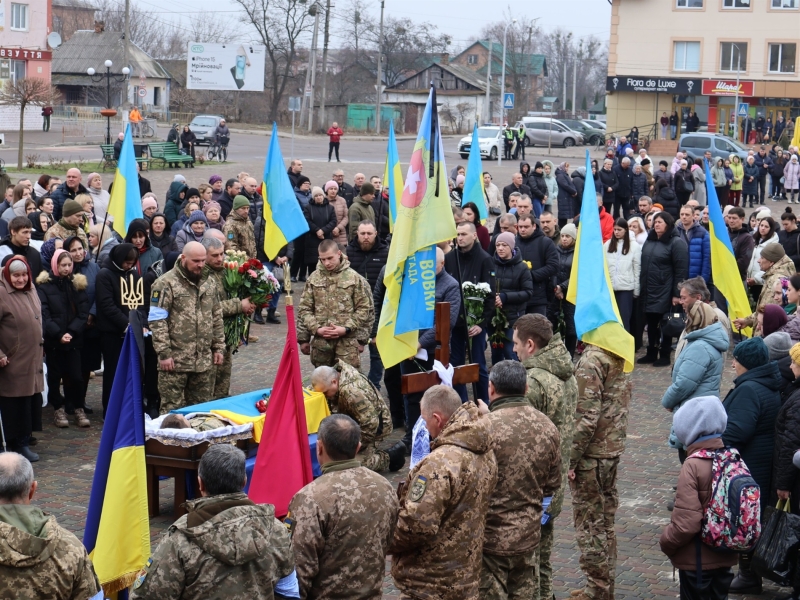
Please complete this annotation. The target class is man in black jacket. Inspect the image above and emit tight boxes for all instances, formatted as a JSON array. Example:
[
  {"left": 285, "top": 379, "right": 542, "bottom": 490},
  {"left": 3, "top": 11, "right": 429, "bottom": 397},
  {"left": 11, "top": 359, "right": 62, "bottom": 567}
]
[
  {"left": 727, "top": 207, "right": 755, "bottom": 281},
  {"left": 371, "top": 191, "right": 391, "bottom": 241},
  {"left": 780, "top": 210, "right": 800, "bottom": 270},
  {"left": 0, "top": 217, "right": 42, "bottom": 278},
  {"left": 516, "top": 215, "right": 559, "bottom": 316},
  {"left": 502, "top": 173, "right": 532, "bottom": 212},
  {"left": 240, "top": 176, "right": 263, "bottom": 223},
  {"left": 754, "top": 146, "right": 773, "bottom": 205},
  {"left": 612, "top": 157, "right": 634, "bottom": 219},
  {"left": 333, "top": 169, "right": 355, "bottom": 206},
  {"left": 50, "top": 168, "right": 89, "bottom": 221},
  {"left": 444, "top": 221, "right": 494, "bottom": 403},
  {"left": 219, "top": 178, "right": 240, "bottom": 219},
  {"left": 287, "top": 159, "right": 303, "bottom": 189}
]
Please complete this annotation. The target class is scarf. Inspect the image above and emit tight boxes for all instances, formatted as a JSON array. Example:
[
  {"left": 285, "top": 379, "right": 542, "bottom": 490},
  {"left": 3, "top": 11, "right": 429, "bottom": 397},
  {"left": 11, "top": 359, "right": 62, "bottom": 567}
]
[{"left": 685, "top": 301, "right": 718, "bottom": 334}]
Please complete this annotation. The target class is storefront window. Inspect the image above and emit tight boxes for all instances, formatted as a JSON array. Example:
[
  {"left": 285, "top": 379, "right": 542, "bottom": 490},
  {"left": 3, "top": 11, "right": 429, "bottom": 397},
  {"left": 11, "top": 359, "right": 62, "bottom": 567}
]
[
  {"left": 674, "top": 41, "right": 701, "bottom": 71},
  {"left": 720, "top": 43, "right": 747, "bottom": 71},
  {"left": 769, "top": 43, "right": 796, "bottom": 73}
]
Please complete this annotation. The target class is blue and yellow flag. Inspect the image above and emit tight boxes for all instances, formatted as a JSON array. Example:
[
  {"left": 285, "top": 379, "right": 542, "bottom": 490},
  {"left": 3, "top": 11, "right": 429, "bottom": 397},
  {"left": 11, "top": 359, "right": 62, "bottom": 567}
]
[
  {"left": 107, "top": 124, "right": 143, "bottom": 237},
  {"left": 382, "top": 122, "right": 404, "bottom": 231},
  {"left": 262, "top": 123, "right": 310, "bottom": 260},
  {"left": 461, "top": 123, "right": 487, "bottom": 222},
  {"left": 704, "top": 159, "right": 752, "bottom": 336},
  {"left": 83, "top": 328, "right": 150, "bottom": 595},
  {"left": 376, "top": 86, "right": 457, "bottom": 368},
  {"left": 567, "top": 149, "right": 635, "bottom": 372}
]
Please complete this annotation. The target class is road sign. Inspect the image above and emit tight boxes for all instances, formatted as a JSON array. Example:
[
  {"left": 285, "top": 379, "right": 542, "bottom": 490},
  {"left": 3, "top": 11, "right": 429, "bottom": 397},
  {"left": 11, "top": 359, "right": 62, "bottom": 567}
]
[
  {"left": 305, "top": 84, "right": 312, "bottom": 97},
  {"left": 503, "top": 93, "right": 515, "bottom": 110},
  {"left": 288, "top": 96, "right": 301, "bottom": 112},
  {"left": 738, "top": 102, "right": 749, "bottom": 117},
  {"left": 138, "top": 87, "right": 147, "bottom": 98}
]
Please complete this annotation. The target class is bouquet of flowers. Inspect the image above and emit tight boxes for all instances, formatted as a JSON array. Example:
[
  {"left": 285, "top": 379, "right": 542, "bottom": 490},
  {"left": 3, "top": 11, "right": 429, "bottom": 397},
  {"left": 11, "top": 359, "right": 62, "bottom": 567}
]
[
  {"left": 462, "top": 281, "right": 491, "bottom": 329},
  {"left": 489, "top": 281, "right": 509, "bottom": 348},
  {"left": 222, "top": 250, "right": 280, "bottom": 349}
]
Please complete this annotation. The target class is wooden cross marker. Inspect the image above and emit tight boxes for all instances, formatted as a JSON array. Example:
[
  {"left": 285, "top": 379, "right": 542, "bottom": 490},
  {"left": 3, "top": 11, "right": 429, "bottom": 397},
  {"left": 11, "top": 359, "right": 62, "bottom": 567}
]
[{"left": 401, "top": 302, "right": 480, "bottom": 394}]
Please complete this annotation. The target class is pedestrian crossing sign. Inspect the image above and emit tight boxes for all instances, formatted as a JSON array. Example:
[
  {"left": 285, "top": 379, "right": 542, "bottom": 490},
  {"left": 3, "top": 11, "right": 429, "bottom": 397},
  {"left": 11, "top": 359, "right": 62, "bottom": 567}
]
[
  {"left": 738, "top": 103, "right": 749, "bottom": 117},
  {"left": 503, "top": 93, "right": 515, "bottom": 109}
]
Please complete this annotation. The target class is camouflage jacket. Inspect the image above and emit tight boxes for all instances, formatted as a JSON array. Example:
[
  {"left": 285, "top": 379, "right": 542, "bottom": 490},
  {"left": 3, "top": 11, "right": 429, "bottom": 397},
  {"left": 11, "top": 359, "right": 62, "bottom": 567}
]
[
  {"left": 223, "top": 212, "right": 257, "bottom": 258},
  {"left": 201, "top": 264, "right": 244, "bottom": 319},
  {"left": 483, "top": 396, "right": 562, "bottom": 556},
  {"left": 332, "top": 360, "right": 392, "bottom": 445},
  {"left": 0, "top": 505, "right": 100, "bottom": 600},
  {"left": 131, "top": 493, "right": 294, "bottom": 600},
  {"left": 570, "top": 344, "right": 631, "bottom": 468},
  {"left": 297, "top": 257, "right": 374, "bottom": 345},
  {"left": 523, "top": 333, "right": 579, "bottom": 519},
  {"left": 391, "top": 403, "right": 497, "bottom": 600},
  {"left": 44, "top": 220, "right": 88, "bottom": 247},
  {"left": 286, "top": 459, "right": 398, "bottom": 599},
  {"left": 149, "top": 262, "right": 225, "bottom": 372}
]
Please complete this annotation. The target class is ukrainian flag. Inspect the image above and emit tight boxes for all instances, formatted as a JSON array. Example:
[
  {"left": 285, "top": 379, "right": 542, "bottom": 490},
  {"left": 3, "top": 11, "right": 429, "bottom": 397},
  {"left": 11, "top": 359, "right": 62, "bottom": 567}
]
[
  {"left": 567, "top": 149, "right": 635, "bottom": 372},
  {"left": 376, "top": 86, "right": 457, "bottom": 368},
  {"left": 262, "top": 123, "right": 310, "bottom": 260},
  {"left": 83, "top": 328, "right": 150, "bottom": 595},
  {"left": 382, "top": 122, "right": 404, "bottom": 231},
  {"left": 704, "top": 159, "right": 752, "bottom": 336},
  {"left": 461, "top": 123, "right": 488, "bottom": 222},
  {"left": 107, "top": 124, "right": 143, "bottom": 237}
]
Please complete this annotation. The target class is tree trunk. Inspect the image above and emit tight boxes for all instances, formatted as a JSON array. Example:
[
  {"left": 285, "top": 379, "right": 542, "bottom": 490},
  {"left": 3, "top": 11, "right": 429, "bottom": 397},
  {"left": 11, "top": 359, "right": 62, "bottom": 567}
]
[{"left": 18, "top": 102, "right": 25, "bottom": 170}]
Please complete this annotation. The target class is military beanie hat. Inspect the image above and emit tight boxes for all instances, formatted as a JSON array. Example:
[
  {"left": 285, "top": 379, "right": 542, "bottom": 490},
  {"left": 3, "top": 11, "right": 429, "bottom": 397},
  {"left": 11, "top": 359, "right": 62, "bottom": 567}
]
[
  {"left": 62, "top": 199, "right": 83, "bottom": 218},
  {"left": 233, "top": 195, "right": 250, "bottom": 211}
]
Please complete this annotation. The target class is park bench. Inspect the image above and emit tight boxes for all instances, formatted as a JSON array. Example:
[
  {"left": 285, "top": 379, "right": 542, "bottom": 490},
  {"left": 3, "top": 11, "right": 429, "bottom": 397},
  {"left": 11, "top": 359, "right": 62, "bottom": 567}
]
[
  {"left": 99, "top": 144, "right": 151, "bottom": 171},
  {"left": 148, "top": 142, "right": 194, "bottom": 168}
]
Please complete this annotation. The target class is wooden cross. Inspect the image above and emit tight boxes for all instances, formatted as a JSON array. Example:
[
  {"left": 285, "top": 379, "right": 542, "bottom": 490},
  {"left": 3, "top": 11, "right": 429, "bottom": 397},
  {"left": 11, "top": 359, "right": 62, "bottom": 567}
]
[{"left": 401, "top": 302, "right": 480, "bottom": 394}]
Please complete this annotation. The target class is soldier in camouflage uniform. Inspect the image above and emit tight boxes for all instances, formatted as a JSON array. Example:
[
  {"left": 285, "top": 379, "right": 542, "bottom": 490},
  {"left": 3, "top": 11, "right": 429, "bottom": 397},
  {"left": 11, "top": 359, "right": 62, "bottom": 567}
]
[
  {"left": 0, "top": 452, "right": 101, "bottom": 600},
  {"left": 297, "top": 239, "right": 373, "bottom": 369},
  {"left": 568, "top": 344, "right": 631, "bottom": 600},
  {"left": 391, "top": 386, "right": 498, "bottom": 600},
  {"left": 478, "top": 361, "right": 562, "bottom": 600},
  {"left": 513, "top": 314, "right": 579, "bottom": 600},
  {"left": 201, "top": 236, "right": 255, "bottom": 398},
  {"left": 131, "top": 445, "right": 296, "bottom": 600},
  {"left": 311, "top": 360, "right": 405, "bottom": 472},
  {"left": 223, "top": 195, "right": 257, "bottom": 258},
  {"left": 149, "top": 242, "right": 225, "bottom": 413},
  {"left": 286, "top": 414, "right": 398, "bottom": 599},
  {"left": 43, "top": 199, "right": 88, "bottom": 247}
]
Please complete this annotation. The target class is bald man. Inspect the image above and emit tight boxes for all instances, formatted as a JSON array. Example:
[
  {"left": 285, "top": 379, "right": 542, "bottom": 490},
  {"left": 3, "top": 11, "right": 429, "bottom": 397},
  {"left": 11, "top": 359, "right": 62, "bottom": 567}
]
[
  {"left": 50, "top": 168, "right": 88, "bottom": 220},
  {"left": 149, "top": 241, "right": 225, "bottom": 412}
]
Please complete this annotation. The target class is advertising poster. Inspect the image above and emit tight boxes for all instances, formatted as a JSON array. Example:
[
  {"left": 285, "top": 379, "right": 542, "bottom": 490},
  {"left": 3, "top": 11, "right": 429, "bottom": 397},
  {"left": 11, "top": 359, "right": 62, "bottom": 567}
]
[{"left": 187, "top": 42, "right": 265, "bottom": 91}]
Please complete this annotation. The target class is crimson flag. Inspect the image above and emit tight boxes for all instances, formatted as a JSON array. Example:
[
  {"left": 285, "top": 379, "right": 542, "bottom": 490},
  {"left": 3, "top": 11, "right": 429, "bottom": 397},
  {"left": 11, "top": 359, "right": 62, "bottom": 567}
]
[{"left": 248, "top": 304, "right": 313, "bottom": 516}]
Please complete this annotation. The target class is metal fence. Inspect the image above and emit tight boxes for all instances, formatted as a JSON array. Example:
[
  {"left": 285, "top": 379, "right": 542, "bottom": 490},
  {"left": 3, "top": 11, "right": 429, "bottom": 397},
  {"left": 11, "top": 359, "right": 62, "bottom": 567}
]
[{"left": 60, "top": 119, "right": 113, "bottom": 144}]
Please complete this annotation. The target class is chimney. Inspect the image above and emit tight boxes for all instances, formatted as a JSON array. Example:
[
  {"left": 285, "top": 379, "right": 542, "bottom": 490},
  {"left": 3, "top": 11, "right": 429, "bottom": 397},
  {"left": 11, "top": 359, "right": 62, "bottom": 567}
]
[
  {"left": 94, "top": 21, "right": 105, "bottom": 33},
  {"left": 441, "top": 52, "right": 449, "bottom": 66}
]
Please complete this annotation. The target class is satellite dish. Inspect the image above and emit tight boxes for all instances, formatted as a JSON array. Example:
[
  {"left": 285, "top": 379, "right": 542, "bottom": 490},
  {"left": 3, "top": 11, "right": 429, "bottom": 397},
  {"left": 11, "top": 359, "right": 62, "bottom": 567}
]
[{"left": 47, "top": 32, "right": 62, "bottom": 49}]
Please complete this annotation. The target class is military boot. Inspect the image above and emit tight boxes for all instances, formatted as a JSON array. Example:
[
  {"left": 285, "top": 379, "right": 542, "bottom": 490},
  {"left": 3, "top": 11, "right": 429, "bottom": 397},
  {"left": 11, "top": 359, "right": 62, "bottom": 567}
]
[
  {"left": 74, "top": 408, "right": 90, "bottom": 428},
  {"left": 387, "top": 441, "right": 407, "bottom": 472},
  {"left": 637, "top": 348, "right": 658, "bottom": 364},
  {"left": 53, "top": 408, "right": 69, "bottom": 428}
]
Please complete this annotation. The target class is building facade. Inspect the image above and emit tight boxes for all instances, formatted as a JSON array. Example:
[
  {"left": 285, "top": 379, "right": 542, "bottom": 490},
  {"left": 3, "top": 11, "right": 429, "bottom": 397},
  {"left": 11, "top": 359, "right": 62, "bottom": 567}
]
[
  {"left": 0, "top": 0, "right": 53, "bottom": 83},
  {"left": 607, "top": 0, "right": 800, "bottom": 141}
]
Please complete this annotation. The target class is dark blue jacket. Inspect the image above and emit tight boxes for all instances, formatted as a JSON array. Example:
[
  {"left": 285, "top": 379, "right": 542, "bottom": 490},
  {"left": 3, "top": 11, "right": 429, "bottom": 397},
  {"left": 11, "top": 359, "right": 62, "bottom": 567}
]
[
  {"left": 754, "top": 152, "right": 773, "bottom": 179},
  {"left": 675, "top": 221, "right": 711, "bottom": 283},
  {"left": 743, "top": 163, "right": 760, "bottom": 195},
  {"left": 50, "top": 181, "right": 89, "bottom": 221},
  {"left": 722, "top": 361, "right": 782, "bottom": 509}
]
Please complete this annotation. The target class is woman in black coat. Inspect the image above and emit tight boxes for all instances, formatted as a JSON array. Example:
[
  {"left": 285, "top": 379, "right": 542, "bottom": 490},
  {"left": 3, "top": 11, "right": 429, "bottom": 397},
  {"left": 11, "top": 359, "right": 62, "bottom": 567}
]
[
  {"left": 599, "top": 158, "right": 619, "bottom": 215},
  {"left": 490, "top": 232, "right": 533, "bottom": 364},
  {"left": 654, "top": 178, "right": 680, "bottom": 220},
  {"left": 555, "top": 161, "right": 577, "bottom": 228},
  {"left": 148, "top": 213, "right": 177, "bottom": 256},
  {"left": 303, "top": 186, "right": 337, "bottom": 272},
  {"left": 673, "top": 160, "right": 694, "bottom": 205},
  {"left": 180, "top": 125, "right": 197, "bottom": 159},
  {"left": 638, "top": 211, "right": 689, "bottom": 367},
  {"left": 548, "top": 224, "right": 578, "bottom": 356},
  {"left": 36, "top": 249, "right": 90, "bottom": 427}
]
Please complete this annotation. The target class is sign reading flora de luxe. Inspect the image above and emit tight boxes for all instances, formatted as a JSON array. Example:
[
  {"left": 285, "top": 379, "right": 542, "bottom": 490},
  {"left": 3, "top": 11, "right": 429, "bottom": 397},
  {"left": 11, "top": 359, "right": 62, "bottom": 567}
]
[{"left": 606, "top": 76, "right": 701, "bottom": 95}]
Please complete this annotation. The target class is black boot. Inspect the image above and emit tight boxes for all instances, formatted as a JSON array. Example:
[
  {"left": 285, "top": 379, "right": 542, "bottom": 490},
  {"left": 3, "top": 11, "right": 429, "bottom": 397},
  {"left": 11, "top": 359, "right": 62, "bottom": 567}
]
[
  {"left": 730, "top": 553, "right": 762, "bottom": 595},
  {"left": 18, "top": 445, "right": 40, "bottom": 462},
  {"left": 253, "top": 311, "right": 265, "bottom": 324},
  {"left": 266, "top": 309, "right": 281, "bottom": 324},
  {"left": 654, "top": 348, "right": 672, "bottom": 367},
  {"left": 637, "top": 348, "right": 658, "bottom": 364},
  {"left": 387, "top": 441, "right": 407, "bottom": 472}
]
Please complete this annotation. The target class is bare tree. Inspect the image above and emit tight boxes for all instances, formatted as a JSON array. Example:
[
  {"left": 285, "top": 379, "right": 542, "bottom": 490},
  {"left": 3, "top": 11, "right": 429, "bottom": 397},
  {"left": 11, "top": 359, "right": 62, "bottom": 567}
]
[
  {"left": 0, "top": 78, "right": 60, "bottom": 169},
  {"left": 94, "top": 0, "right": 185, "bottom": 59}
]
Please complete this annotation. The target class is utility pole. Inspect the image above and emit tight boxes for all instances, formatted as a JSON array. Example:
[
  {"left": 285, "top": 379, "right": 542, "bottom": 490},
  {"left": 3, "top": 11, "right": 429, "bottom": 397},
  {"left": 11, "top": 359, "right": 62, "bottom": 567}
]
[
  {"left": 318, "top": 0, "right": 332, "bottom": 132},
  {"left": 572, "top": 42, "right": 582, "bottom": 118},
  {"left": 375, "top": 0, "right": 384, "bottom": 134},
  {"left": 123, "top": 0, "right": 130, "bottom": 107},
  {"left": 483, "top": 41, "right": 492, "bottom": 123},
  {"left": 300, "top": 3, "right": 320, "bottom": 128},
  {"left": 307, "top": 3, "right": 320, "bottom": 132}
]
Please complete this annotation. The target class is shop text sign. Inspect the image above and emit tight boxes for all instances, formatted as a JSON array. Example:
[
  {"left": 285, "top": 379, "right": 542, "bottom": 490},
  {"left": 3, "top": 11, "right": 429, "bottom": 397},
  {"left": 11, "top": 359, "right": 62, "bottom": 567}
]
[
  {"left": 701, "top": 80, "right": 755, "bottom": 96},
  {"left": 607, "top": 76, "right": 699, "bottom": 95},
  {"left": 0, "top": 48, "right": 51, "bottom": 60}
]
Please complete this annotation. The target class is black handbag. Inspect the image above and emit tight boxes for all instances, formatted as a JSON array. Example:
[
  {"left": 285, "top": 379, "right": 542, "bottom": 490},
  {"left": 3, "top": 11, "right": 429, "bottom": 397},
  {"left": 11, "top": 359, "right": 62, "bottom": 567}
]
[{"left": 661, "top": 308, "right": 686, "bottom": 339}]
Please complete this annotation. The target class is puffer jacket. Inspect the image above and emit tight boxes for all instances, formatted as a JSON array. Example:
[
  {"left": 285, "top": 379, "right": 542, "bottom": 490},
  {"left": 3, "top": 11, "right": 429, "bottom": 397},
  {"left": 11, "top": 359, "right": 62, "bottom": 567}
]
[
  {"left": 345, "top": 236, "right": 389, "bottom": 291},
  {"left": 722, "top": 360, "right": 782, "bottom": 508},
  {"left": 772, "top": 378, "right": 800, "bottom": 512},
  {"left": 780, "top": 226, "right": 800, "bottom": 271},
  {"left": 553, "top": 242, "right": 574, "bottom": 294},
  {"left": 571, "top": 169, "right": 586, "bottom": 209},
  {"left": 747, "top": 232, "right": 781, "bottom": 283},
  {"left": 742, "top": 162, "right": 760, "bottom": 195},
  {"left": 516, "top": 228, "right": 559, "bottom": 308},
  {"left": 729, "top": 156, "right": 744, "bottom": 191},
  {"left": 711, "top": 159, "right": 728, "bottom": 187},
  {"left": 303, "top": 200, "right": 337, "bottom": 264},
  {"left": 598, "top": 167, "right": 618, "bottom": 205},
  {"left": 493, "top": 251, "right": 533, "bottom": 326},
  {"left": 780, "top": 314, "right": 800, "bottom": 341},
  {"left": 639, "top": 227, "right": 689, "bottom": 314},
  {"left": 631, "top": 170, "right": 647, "bottom": 200},
  {"left": 659, "top": 436, "right": 739, "bottom": 570},
  {"left": 528, "top": 170, "right": 548, "bottom": 202},
  {"left": 164, "top": 182, "right": 189, "bottom": 227},
  {"left": 35, "top": 271, "right": 90, "bottom": 350},
  {"left": 661, "top": 322, "right": 729, "bottom": 448},
  {"left": 785, "top": 159, "right": 800, "bottom": 191},
  {"left": 555, "top": 167, "right": 577, "bottom": 220},
  {"left": 603, "top": 238, "right": 641, "bottom": 294},
  {"left": 655, "top": 185, "right": 680, "bottom": 220},
  {"left": 676, "top": 221, "right": 711, "bottom": 282}
]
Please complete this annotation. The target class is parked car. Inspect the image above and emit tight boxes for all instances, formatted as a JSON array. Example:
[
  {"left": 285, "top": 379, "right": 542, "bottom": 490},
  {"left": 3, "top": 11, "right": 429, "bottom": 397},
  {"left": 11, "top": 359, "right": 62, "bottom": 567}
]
[
  {"left": 517, "top": 117, "right": 584, "bottom": 148},
  {"left": 188, "top": 114, "right": 225, "bottom": 146},
  {"left": 457, "top": 125, "right": 503, "bottom": 160},
  {"left": 584, "top": 119, "right": 606, "bottom": 130},
  {"left": 678, "top": 132, "right": 749, "bottom": 162},
  {"left": 559, "top": 118, "right": 606, "bottom": 146}
]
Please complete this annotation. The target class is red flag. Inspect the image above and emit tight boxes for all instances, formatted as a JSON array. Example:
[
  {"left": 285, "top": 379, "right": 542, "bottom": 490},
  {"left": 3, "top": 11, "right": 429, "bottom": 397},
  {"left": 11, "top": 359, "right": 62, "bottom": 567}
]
[{"left": 248, "top": 304, "right": 313, "bottom": 516}]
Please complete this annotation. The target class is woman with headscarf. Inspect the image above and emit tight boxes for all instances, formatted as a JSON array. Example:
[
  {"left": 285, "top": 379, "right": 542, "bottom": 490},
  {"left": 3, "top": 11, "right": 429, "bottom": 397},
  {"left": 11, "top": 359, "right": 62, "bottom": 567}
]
[
  {"left": 175, "top": 210, "right": 208, "bottom": 252},
  {"left": 761, "top": 303, "right": 789, "bottom": 338},
  {"left": 148, "top": 212, "right": 177, "bottom": 256},
  {"left": 36, "top": 249, "right": 90, "bottom": 428},
  {"left": 124, "top": 218, "right": 163, "bottom": 275},
  {"left": 0, "top": 256, "right": 44, "bottom": 461},
  {"left": 28, "top": 211, "right": 49, "bottom": 244}
]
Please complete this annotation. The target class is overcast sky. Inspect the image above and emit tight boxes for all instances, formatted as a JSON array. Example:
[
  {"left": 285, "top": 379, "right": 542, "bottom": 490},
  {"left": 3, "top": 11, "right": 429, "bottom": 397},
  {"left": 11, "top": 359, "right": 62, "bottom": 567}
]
[{"left": 140, "top": 0, "right": 611, "bottom": 49}]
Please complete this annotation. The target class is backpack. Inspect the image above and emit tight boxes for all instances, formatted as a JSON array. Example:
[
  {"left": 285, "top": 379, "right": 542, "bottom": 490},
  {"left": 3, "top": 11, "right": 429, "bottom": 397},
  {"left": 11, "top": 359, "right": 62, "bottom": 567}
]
[{"left": 688, "top": 447, "right": 761, "bottom": 552}]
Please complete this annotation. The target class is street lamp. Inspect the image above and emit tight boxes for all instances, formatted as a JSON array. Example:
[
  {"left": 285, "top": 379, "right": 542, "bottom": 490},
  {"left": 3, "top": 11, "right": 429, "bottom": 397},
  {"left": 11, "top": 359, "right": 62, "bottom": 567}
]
[
  {"left": 87, "top": 60, "right": 130, "bottom": 144},
  {"left": 499, "top": 18, "right": 516, "bottom": 166}
]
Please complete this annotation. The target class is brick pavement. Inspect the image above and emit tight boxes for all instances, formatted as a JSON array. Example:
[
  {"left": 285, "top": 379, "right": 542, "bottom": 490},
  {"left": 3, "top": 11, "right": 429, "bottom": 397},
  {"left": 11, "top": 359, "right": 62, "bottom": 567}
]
[{"left": 27, "top": 289, "right": 786, "bottom": 599}]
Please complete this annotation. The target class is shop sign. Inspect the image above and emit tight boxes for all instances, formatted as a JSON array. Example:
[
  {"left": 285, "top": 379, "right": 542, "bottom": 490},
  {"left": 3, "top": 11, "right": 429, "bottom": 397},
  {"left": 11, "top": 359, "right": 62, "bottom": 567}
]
[
  {"left": 606, "top": 76, "right": 700, "bottom": 94},
  {"left": 0, "top": 47, "right": 51, "bottom": 60},
  {"left": 701, "top": 80, "right": 755, "bottom": 96}
]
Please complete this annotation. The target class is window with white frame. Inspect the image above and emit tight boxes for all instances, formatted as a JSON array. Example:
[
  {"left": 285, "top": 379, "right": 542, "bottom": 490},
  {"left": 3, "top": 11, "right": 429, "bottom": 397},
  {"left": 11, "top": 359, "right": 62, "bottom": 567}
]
[
  {"left": 772, "top": 0, "right": 798, "bottom": 8},
  {"left": 769, "top": 43, "right": 796, "bottom": 73},
  {"left": 676, "top": 0, "right": 703, "bottom": 6},
  {"left": 10, "top": 3, "right": 28, "bottom": 30},
  {"left": 674, "top": 41, "right": 701, "bottom": 71},
  {"left": 467, "top": 54, "right": 478, "bottom": 65},
  {"left": 723, "top": 0, "right": 750, "bottom": 7},
  {"left": 720, "top": 42, "right": 747, "bottom": 71}
]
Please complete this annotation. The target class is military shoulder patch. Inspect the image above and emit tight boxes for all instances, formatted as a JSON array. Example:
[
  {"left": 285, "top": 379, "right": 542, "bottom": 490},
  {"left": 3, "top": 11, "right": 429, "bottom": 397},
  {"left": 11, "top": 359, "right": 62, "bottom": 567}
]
[
  {"left": 150, "top": 290, "right": 160, "bottom": 305},
  {"left": 408, "top": 475, "right": 427, "bottom": 502},
  {"left": 283, "top": 512, "right": 295, "bottom": 536},
  {"left": 132, "top": 558, "right": 152, "bottom": 590},
  {"left": 228, "top": 232, "right": 234, "bottom": 239}
]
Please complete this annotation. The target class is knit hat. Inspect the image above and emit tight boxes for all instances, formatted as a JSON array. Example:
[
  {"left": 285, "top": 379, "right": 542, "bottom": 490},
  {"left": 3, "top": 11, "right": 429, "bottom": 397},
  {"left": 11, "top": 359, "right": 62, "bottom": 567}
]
[
  {"left": 186, "top": 188, "right": 200, "bottom": 201},
  {"left": 561, "top": 223, "right": 577, "bottom": 240},
  {"left": 174, "top": 174, "right": 187, "bottom": 184},
  {"left": 202, "top": 200, "right": 221, "bottom": 214},
  {"left": 763, "top": 304, "right": 789, "bottom": 337},
  {"left": 324, "top": 180, "right": 339, "bottom": 192},
  {"left": 765, "top": 332, "right": 794, "bottom": 361},
  {"left": 456, "top": 174, "right": 465, "bottom": 185},
  {"left": 496, "top": 232, "right": 516, "bottom": 250},
  {"left": 359, "top": 182, "right": 375, "bottom": 196},
  {"left": 534, "top": 161, "right": 544, "bottom": 170},
  {"left": 208, "top": 175, "right": 222, "bottom": 185},
  {"left": 733, "top": 336, "right": 770, "bottom": 370},
  {"left": 761, "top": 243, "right": 786, "bottom": 263},
  {"left": 62, "top": 199, "right": 83, "bottom": 218},
  {"left": 296, "top": 175, "right": 310, "bottom": 187},
  {"left": 311, "top": 186, "right": 324, "bottom": 198},
  {"left": 641, "top": 158, "right": 651, "bottom": 166},
  {"left": 790, "top": 342, "right": 800, "bottom": 366},
  {"left": 142, "top": 196, "right": 158, "bottom": 211},
  {"left": 232, "top": 195, "right": 250, "bottom": 211},
  {"left": 756, "top": 208, "right": 772, "bottom": 220},
  {"left": 187, "top": 210, "right": 208, "bottom": 227},
  {"left": 673, "top": 396, "right": 728, "bottom": 448}
]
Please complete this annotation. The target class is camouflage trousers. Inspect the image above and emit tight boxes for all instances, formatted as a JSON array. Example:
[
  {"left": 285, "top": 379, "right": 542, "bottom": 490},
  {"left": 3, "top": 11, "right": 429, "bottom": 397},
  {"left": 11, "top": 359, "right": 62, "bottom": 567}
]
[
  {"left": 359, "top": 442, "right": 389, "bottom": 473},
  {"left": 569, "top": 457, "right": 619, "bottom": 600},
  {"left": 479, "top": 550, "right": 537, "bottom": 600},
  {"left": 310, "top": 336, "right": 361, "bottom": 369},
  {"left": 532, "top": 520, "right": 556, "bottom": 600},
  {"left": 213, "top": 349, "right": 234, "bottom": 399},
  {"left": 158, "top": 369, "right": 215, "bottom": 414}
]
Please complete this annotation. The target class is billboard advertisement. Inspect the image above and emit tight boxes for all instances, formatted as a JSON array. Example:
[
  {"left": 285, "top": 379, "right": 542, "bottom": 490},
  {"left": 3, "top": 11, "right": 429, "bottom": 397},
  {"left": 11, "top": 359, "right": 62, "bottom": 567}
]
[{"left": 187, "top": 42, "right": 265, "bottom": 91}]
